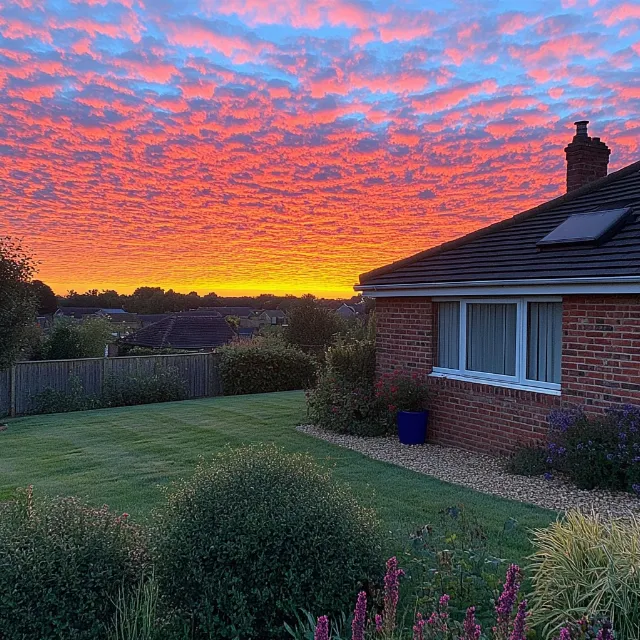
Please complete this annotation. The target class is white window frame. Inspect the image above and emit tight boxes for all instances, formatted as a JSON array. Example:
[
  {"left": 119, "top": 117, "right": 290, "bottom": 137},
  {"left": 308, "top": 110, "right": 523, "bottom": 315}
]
[{"left": 431, "top": 296, "right": 562, "bottom": 395}]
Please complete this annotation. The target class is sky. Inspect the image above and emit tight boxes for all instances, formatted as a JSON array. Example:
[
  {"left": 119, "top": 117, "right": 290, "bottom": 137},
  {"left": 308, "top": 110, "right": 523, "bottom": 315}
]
[{"left": 0, "top": 0, "right": 639, "bottom": 297}]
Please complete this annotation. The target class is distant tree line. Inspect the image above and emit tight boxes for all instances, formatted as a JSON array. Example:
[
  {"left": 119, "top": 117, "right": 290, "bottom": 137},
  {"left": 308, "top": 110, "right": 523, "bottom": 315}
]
[{"left": 58, "top": 287, "right": 367, "bottom": 315}]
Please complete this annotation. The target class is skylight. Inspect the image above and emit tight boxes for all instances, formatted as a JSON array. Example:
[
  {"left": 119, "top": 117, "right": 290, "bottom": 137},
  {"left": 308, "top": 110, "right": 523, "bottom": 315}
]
[{"left": 537, "top": 207, "right": 632, "bottom": 248}]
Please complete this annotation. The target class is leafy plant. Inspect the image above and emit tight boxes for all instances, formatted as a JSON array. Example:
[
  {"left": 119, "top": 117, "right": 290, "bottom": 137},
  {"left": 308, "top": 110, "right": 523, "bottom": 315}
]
[
  {"left": 285, "top": 294, "right": 343, "bottom": 356},
  {"left": 153, "top": 445, "right": 383, "bottom": 639},
  {"left": 0, "top": 487, "right": 148, "bottom": 640},
  {"left": 504, "top": 443, "right": 549, "bottom": 477},
  {"left": 0, "top": 236, "right": 37, "bottom": 370},
  {"left": 102, "top": 367, "right": 188, "bottom": 407},
  {"left": 546, "top": 405, "right": 640, "bottom": 491},
  {"left": 374, "top": 371, "right": 430, "bottom": 431},
  {"left": 529, "top": 510, "right": 640, "bottom": 639},
  {"left": 400, "top": 506, "right": 507, "bottom": 628},
  {"left": 307, "top": 368, "right": 387, "bottom": 436},
  {"left": 30, "top": 374, "right": 101, "bottom": 414},
  {"left": 219, "top": 339, "right": 317, "bottom": 395}
]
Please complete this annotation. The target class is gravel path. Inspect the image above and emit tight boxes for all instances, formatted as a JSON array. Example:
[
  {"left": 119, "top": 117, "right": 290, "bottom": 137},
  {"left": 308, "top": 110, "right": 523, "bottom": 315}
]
[{"left": 297, "top": 425, "right": 640, "bottom": 518}]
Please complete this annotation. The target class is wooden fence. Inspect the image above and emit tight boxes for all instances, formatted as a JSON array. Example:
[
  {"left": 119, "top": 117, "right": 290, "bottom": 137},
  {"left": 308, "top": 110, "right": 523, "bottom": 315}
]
[{"left": 0, "top": 352, "right": 222, "bottom": 418}]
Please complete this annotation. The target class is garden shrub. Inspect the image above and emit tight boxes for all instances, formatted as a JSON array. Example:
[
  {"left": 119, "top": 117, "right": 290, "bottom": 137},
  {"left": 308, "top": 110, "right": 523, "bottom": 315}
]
[
  {"left": 102, "top": 367, "right": 188, "bottom": 407},
  {"left": 504, "top": 443, "right": 549, "bottom": 477},
  {"left": 153, "top": 445, "right": 382, "bottom": 639},
  {"left": 307, "top": 339, "right": 388, "bottom": 436},
  {"left": 529, "top": 510, "right": 640, "bottom": 639},
  {"left": 0, "top": 488, "right": 148, "bottom": 640},
  {"left": 218, "top": 339, "right": 316, "bottom": 395},
  {"left": 546, "top": 405, "right": 640, "bottom": 491},
  {"left": 31, "top": 374, "right": 101, "bottom": 414}
]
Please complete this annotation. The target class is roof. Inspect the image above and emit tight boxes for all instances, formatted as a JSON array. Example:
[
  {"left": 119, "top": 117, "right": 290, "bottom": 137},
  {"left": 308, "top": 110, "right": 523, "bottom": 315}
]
[
  {"left": 100, "top": 308, "right": 127, "bottom": 314},
  {"left": 138, "top": 314, "right": 172, "bottom": 326},
  {"left": 55, "top": 307, "right": 101, "bottom": 318},
  {"left": 119, "top": 315, "right": 235, "bottom": 349},
  {"left": 359, "top": 160, "right": 640, "bottom": 289},
  {"left": 208, "top": 306, "right": 256, "bottom": 318},
  {"left": 260, "top": 309, "right": 286, "bottom": 318},
  {"left": 102, "top": 312, "right": 139, "bottom": 323}
]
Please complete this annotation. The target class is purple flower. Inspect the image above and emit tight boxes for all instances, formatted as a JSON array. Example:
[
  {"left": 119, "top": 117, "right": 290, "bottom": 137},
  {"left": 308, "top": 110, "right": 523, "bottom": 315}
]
[
  {"left": 632, "top": 484, "right": 640, "bottom": 495},
  {"left": 462, "top": 607, "right": 482, "bottom": 640},
  {"left": 382, "top": 556, "right": 404, "bottom": 633},
  {"left": 374, "top": 614, "right": 383, "bottom": 634},
  {"left": 412, "top": 612, "right": 425, "bottom": 640},
  {"left": 596, "top": 621, "right": 613, "bottom": 640},
  {"left": 558, "top": 628, "right": 572, "bottom": 640},
  {"left": 314, "top": 615, "right": 329, "bottom": 640},
  {"left": 509, "top": 599, "right": 528, "bottom": 640},
  {"left": 351, "top": 591, "right": 367, "bottom": 640},
  {"left": 544, "top": 472, "right": 553, "bottom": 481},
  {"left": 494, "top": 564, "right": 522, "bottom": 637}
]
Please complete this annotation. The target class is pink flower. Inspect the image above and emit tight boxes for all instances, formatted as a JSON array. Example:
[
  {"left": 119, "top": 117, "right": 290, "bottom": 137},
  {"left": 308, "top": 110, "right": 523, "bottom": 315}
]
[
  {"left": 462, "top": 607, "right": 482, "bottom": 640},
  {"left": 412, "top": 612, "right": 425, "bottom": 640},
  {"left": 314, "top": 616, "right": 329, "bottom": 640},
  {"left": 382, "top": 557, "right": 404, "bottom": 633},
  {"left": 509, "top": 599, "right": 528, "bottom": 640},
  {"left": 351, "top": 591, "right": 366, "bottom": 640},
  {"left": 374, "top": 614, "right": 383, "bottom": 633}
]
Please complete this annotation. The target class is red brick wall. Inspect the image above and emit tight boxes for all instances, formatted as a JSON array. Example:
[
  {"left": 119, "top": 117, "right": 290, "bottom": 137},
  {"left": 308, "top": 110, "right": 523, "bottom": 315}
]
[
  {"left": 376, "top": 297, "right": 434, "bottom": 374},
  {"left": 562, "top": 295, "right": 640, "bottom": 410},
  {"left": 375, "top": 294, "right": 640, "bottom": 454}
]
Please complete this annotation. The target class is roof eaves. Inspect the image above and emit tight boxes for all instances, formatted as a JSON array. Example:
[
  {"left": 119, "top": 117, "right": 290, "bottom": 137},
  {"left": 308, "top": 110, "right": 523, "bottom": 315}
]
[{"left": 359, "top": 159, "right": 640, "bottom": 285}]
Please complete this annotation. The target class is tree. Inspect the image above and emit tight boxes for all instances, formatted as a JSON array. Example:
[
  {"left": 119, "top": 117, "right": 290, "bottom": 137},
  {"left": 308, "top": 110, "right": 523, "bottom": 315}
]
[
  {"left": 44, "top": 316, "right": 114, "bottom": 359},
  {"left": 30, "top": 280, "right": 57, "bottom": 315},
  {"left": 44, "top": 319, "right": 83, "bottom": 360},
  {"left": 285, "top": 294, "right": 342, "bottom": 355},
  {"left": 0, "top": 237, "right": 37, "bottom": 369},
  {"left": 77, "top": 317, "right": 114, "bottom": 357}
]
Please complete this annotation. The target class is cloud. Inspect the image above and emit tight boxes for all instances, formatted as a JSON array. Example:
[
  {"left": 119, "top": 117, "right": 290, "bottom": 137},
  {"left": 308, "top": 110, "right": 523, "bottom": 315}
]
[{"left": 0, "top": 0, "right": 637, "bottom": 296}]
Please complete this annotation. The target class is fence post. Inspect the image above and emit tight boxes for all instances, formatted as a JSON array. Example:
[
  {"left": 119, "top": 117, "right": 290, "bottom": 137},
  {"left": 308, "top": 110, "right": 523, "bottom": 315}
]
[
  {"left": 102, "top": 357, "right": 107, "bottom": 397},
  {"left": 10, "top": 365, "right": 16, "bottom": 417}
]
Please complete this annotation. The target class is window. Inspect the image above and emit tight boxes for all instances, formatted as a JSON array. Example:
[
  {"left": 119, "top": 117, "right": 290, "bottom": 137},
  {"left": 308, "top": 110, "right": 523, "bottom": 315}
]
[{"left": 434, "top": 298, "right": 562, "bottom": 393}]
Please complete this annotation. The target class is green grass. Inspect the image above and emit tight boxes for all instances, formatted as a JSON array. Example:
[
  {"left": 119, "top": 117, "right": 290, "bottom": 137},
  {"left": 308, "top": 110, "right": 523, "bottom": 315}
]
[{"left": 0, "top": 391, "right": 556, "bottom": 563}]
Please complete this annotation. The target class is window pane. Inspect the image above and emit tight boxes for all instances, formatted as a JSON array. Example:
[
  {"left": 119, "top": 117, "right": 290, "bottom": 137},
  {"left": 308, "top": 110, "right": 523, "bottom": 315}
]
[
  {"left": 527, "top": 302, "right": 562, "bottom": 383},
  {"left": 437, "top": 302, "right": 460, "bottom": 368},
  {"left": 466, "top": 303, "right": 517, "bottom": 376}
]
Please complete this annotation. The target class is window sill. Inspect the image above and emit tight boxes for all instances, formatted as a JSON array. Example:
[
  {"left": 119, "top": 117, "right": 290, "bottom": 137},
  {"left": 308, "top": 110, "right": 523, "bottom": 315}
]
[{"left": 429, "top": 371, "right": 561, "bottom": 396}]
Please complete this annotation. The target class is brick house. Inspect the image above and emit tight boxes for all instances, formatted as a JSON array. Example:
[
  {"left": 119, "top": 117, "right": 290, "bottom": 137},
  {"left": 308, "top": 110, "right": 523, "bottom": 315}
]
[{"left": 356, "top": 122, "right": 640, "bottom": 454}]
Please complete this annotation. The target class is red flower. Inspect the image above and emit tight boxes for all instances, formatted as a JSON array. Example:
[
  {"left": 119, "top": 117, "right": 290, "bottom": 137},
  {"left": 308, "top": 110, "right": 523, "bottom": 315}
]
[{"left": 388, "top": 404, "right": 396, "bottom": 412}]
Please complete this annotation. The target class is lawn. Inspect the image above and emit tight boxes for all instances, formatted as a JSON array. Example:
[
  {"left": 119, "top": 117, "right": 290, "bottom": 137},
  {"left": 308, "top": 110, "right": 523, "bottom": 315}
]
[{"left": 0, "top": 391, "right": 556, "bottom": 564}]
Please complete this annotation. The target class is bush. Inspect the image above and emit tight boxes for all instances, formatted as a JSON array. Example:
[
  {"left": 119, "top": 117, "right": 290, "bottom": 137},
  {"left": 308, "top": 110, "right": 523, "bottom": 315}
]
[
  {"left": 546, "top": 405, "right": 640, "bottom": 491},
  {"left": 307, "top": 339, "right": 387, "bottom": 436},
  {"left": 529, "top": 510, "right": 640, "bottom": 639},
  {"left": 374, "top": 370, "right": 430, "bottom": 431},
  {"left": 307, "top": 369, "right": 386, "bottom": 436},
  {"left": 219, "top": 340, "right": 316, "bottom": 395},
  {"left": 31, "top": 374, "right": 101, "bottom": 414},
  {"left": 0, "top": 488, "right": 148, "bottom": 640},
  {"left": 325, "top": 338, "right": 376, "bottom": 387},
  {"left": 102, "top": 367, "right": 188, "bottom": 407},
  {"left": 504, "top": 443, "right": 549, "bottom": 476},
  {"left": 153, "top": 445, "right": 383, "bottom": 639}
]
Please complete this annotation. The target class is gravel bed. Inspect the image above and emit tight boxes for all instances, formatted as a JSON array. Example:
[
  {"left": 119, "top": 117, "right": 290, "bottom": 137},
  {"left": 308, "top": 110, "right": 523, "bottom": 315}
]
[{"left": 297, "top": 424, "right": 640, "bottom": 518}]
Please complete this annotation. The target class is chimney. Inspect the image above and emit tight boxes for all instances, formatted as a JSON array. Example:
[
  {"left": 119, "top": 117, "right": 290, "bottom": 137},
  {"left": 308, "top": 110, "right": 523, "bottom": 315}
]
[{"left": 564, "top": 120, "right": 610, "bottom": 192}]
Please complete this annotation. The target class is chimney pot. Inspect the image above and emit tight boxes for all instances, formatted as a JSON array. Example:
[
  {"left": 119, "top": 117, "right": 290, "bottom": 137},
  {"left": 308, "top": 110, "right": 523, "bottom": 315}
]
[
  {"left": 564, "top": 120, "right": 610, "bottom": 192},
  {"left": 574, "top": 120, "right": 589, "bottom": 137}
]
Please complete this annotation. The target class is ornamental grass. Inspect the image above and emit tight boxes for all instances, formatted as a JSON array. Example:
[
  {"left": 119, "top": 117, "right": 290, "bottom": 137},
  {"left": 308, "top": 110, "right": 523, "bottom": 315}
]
[{"left": 529, "top": 510, "right": 640, "bottom": 639}]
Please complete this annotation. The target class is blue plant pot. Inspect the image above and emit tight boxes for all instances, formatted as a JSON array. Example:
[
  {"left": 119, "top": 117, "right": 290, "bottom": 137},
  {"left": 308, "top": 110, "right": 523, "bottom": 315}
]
[{"left": 397, "top": 410, "right": 428, "bottom": 445}]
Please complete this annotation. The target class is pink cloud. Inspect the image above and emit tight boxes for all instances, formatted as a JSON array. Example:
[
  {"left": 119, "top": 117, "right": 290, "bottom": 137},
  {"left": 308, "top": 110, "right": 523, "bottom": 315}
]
[{"left": 597, "top": 3, "right": 640, "bottom": 26}]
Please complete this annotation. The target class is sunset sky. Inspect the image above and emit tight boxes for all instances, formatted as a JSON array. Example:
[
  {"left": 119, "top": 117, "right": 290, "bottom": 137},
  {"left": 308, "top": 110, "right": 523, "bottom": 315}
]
[{"left": 1, "top": 0, "right": 639, "bottom": 297}]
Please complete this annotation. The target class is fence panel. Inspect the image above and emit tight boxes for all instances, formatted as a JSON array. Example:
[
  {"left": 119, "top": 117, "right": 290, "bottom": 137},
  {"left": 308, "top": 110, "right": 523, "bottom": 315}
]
[
  {"left": 1, "top": 352, "right": 222, "bottom": 417},
  {"left": 0, "top": 369, "right": 10, "bottom": 418},
  {"left": 13, "top": 358, "right": 105, "bottom": 416}
]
